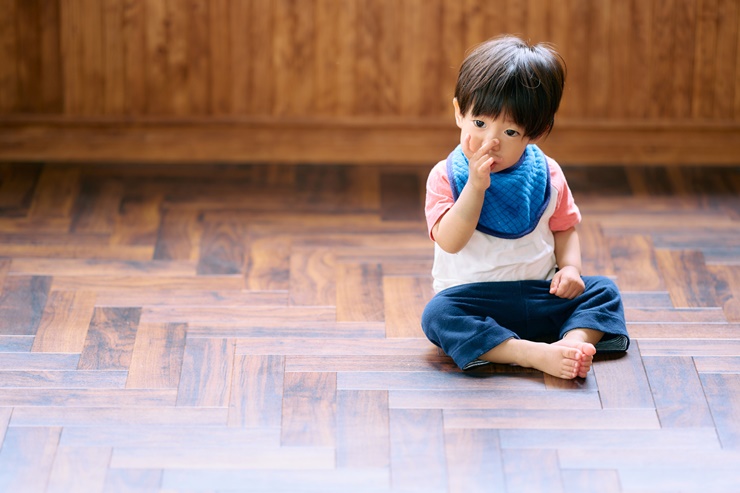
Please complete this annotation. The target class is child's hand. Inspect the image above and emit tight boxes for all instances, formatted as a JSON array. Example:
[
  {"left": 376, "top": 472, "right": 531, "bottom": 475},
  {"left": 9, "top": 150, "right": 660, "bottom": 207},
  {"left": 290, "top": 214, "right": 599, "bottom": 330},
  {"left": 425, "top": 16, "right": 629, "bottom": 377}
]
[
  {"left": 462, "top": 134, "right": 496, "bottom": 192},
  {"left": 549, "top": 266, "right": 585, "bottom": 299}
]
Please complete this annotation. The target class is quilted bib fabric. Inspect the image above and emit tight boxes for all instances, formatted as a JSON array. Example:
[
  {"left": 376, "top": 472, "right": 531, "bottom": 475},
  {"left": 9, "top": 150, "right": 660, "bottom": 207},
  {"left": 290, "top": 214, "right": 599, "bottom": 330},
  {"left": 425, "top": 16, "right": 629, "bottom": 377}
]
[{"left": 446, "top": 144, "right": 551, "bottom": 239}]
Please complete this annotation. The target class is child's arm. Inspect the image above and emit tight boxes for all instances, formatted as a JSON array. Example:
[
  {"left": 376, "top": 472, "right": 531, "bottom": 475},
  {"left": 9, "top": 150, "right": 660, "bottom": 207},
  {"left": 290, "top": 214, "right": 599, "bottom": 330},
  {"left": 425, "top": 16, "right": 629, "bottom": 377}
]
[
  {"left": 550, "top": 226, "right": 585, "bottom": 299},
  {"left": 432, "top": 136, "right": 497, "bottom": 253}
]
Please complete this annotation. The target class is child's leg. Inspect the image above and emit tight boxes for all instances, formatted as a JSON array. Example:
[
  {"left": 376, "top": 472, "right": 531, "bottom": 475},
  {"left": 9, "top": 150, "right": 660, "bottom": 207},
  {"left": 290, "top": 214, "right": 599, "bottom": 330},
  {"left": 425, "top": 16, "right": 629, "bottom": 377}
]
[{"left": 479, "top": 337, "right": 586, "bottom": 380}]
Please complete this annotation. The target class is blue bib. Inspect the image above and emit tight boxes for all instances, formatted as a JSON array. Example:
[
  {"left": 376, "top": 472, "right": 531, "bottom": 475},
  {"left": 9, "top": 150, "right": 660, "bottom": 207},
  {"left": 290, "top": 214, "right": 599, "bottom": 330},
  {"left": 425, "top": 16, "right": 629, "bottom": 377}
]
[{"left": 446, "top": 144, "right": 551, "bottom": 239}]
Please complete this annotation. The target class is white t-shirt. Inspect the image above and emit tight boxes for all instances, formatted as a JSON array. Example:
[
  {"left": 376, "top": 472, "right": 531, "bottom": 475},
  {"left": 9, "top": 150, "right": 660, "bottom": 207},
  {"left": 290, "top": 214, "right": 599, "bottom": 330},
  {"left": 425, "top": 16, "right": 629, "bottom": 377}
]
[{"left": 425, "top": 155, "right": 581, "bottom": 293}]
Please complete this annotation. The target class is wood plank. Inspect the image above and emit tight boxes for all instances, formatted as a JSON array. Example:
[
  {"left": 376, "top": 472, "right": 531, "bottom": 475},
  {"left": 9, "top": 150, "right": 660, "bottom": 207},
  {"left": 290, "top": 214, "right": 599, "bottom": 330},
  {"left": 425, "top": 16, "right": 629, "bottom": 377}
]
[
  {"left": 655, "top": 249, "right": 720, "bottom": 307},
  {"left": 31, "top": 289, "right": 97, "bottom": 353},
  {"left": 338, "top": 371, "right": 546, "bottom": 391},
  {"left": 445, "top": 428, "right": 505, "bottom": 493},
  {"left": 59, "top": 425, "right": 279, "bottom": 449},
  {"left": 0, "top": 426, "right": 61, "bottom": 493},
  {"left": 176, "top": 337, "right": 234, "bottom": 407},
  {"left": 708, "top": 264, "right": 740, "bottom": 322},
  {"left": 0, "top": 353, "right": 79, "bottom": 371},
  {"left": 390, "top": 389, "right": 602, "bottom": 410},
  {"left": 0, "top": 275, "right": 51, "bottom": 335},
  {"left": 0, "top": 163, "right": 41, "bottom": 213},
  {"left": 227, "top": 354, "right": 284, "bottom": 428},
  {"left": 673, "top": 0, "right": 698, "bottom": 117},
  {"left": 0, "top": 388, "right": 176, "bottom": 407},
  {"left": 625, "top": 307, "right": 727, "bottom": 323},
  {"left": 126, "top": 322, "right": 186, "bottom": 389},
  {"left": 208, "top": 0, "right": 231, "bottom": 114},
  {"left": 627, "top": 322, "right": 740, "bottom": 339},
  {"left": 700, "top": 373, "right": 740, "bottom": 449},
  {"left": 110, "top": 192, "right": 162, "bottom": 246},
  {"left": 235, "top": 337, "right": 433, "bottom": 356},
  {"left": 444, "top": 408, "right": 659, "bottom": 430},
  {"left": 608, "top": 234, "right": 665, "bottom": 291},
  {"left": 620, "top": 466, "right": 740, "bottom": 493},
  {"left": 10, "top": 405, "right": 227, "bottom": 427},
  {"left": 693, "top": 0, "right": 720, "bottom": 117},
  {"left": 336, "top": 262, "right": 384, "bottom": 322},
  {"left": 383, "top": 276, "right": 428, "bottom": 338},
  {"left": 185, "top": 0, "right": 210, "bottom": 115},
  {"left": 558, "top": 447, "right": 740, "bottom": 471},
  {"left": 0, "top": 335, "right": 33, "bottom": 352},
  {"left": 336, "top": 390, "right": 389, "bottom": 468},
  {"left": 28, "top": 165, "right": 80, "bottom": 219},
  {"left": 46, "top": 446, "right": 111, "bottom": 493},
  {"left": 499, "top": 428, "right": 721, "bottom": 450},
  {"left": 592, "top": 347, "right": 655, "bottom": 409},
  {"left": 160, "top": 469, "right": 390, "bottom": 492},
  {"left": 245, "top": 234, "right": 291, "bottom": 291},
  {"left": 102, "top": 469, "right": 163, "bottom": 492},
  {"left": 288, "top": 246, "right": 336, "bottom": 306},
  {"left": 642, "top": 355, "right": 715, "bottom": 427},
  {"left": 101, "top": 0, "right": 124, "bottom": 115},
  {"left": 502, "top": 449, "right": 564, "bottom": 493},
  {"left": 51, "top": 275, "right": 244, "bottom": 292},
  {"left": 70, "top": 178, "right": 123, "bottom": 234},
  {"left": 0, "top": 370, "right": 127, "bottom": 389},
  {"left": 110, "top": 444, "right": 335, "bottom": 470},
  {"left": 96, "top": 289, "right": 287, "bottom": 308},
  {"left": 281, "top": 371, "right": 336, "bottom": 447},
  {"left": 638, "top": 339, "right": 740, "bottom": 356},
  {"left": 196, "top": 220, "right": 246, "bottom": 275},
  {"left": 11, "top": 258, "right": 197, "bottom": 276},
  {"left": 560, "top": 469, "right": 622, "bottom": 493},
  {"left": 389, "top": 408, "right": 447, "bottom": 492},
  {"left": 0, "top": 0, "right": 18, "bottom": 113},
  {"left": 285, "top": 355, "right": 458, "bottom": 373},
  {"left": 693, "top": 355, "right": 740, "bottom": 372},
  {"left": 78, "top": 307, "right": 141, "bottom": 370},
  {"left": 152, "top": 208, "right": 202, "bottom": 261}
]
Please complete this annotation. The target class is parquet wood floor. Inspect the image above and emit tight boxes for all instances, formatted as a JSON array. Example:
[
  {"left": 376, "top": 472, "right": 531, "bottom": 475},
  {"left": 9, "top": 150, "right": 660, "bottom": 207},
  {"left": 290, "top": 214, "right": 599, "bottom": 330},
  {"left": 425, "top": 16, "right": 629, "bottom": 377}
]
[{"left": 0, "top": 161, "right": 739, "bottom": 493}]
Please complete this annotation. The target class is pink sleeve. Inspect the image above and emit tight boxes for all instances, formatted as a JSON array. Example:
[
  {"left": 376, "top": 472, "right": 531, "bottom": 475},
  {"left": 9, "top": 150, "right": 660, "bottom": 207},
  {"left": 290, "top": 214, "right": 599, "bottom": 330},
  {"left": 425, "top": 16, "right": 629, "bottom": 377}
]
[
  {"left": 547, "top": 157, "right": 581, "bottom": 231},
  {"left": 425, "top": 161, "right": 454, "bottom": 240}
]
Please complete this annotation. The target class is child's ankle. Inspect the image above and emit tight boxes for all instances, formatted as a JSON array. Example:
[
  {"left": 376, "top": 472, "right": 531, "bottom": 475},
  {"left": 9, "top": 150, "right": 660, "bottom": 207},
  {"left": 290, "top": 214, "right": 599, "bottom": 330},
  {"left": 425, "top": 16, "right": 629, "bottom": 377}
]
[{"left": 564, "top": 328, "right": 604, "bottom": 345}]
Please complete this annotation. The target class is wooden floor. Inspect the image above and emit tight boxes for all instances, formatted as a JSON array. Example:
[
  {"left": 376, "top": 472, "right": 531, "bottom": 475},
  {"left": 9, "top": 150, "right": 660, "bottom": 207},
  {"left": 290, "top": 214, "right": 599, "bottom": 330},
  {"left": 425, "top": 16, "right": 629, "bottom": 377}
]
[{"left": 0, "top": 161, "right": 739, "bottom": 493}]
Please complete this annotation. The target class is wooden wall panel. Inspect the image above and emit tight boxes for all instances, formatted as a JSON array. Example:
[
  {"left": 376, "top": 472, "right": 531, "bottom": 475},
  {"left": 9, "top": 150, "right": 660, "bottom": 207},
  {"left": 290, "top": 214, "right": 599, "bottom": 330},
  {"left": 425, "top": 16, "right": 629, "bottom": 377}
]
[{"left": 0, "top": 0, "right": 739, "bottom": 165}]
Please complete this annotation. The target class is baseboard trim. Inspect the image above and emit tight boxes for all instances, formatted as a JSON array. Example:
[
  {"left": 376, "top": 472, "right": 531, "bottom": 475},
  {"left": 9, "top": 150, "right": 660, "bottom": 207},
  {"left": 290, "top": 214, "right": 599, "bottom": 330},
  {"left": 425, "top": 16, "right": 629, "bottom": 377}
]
[{"left": 1, "top": 116, "right": 738, "bottom": 165}]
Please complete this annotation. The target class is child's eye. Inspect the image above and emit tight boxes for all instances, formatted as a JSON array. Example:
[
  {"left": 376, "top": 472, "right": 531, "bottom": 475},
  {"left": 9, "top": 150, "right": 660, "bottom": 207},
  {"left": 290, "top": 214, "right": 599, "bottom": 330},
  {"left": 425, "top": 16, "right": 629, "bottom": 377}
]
[
  {"left": 504, "top": 129, "right": 519, "bottom": 137},
  {"left": 473, "top": 120, "right": 486, "bottom": 128}
]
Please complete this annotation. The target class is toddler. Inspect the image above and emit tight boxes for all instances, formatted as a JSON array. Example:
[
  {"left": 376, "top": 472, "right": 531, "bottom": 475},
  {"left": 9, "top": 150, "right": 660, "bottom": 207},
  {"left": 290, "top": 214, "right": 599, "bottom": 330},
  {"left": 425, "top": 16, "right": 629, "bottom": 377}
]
[{"left": 421, "top": 35, "right": 629, "bottom": 379}]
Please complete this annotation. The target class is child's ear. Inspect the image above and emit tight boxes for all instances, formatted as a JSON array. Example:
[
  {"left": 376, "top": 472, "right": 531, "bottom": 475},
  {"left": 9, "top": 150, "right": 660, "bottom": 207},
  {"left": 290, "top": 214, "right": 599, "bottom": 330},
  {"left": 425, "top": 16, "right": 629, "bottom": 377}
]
[{"left": 452, "top": 98, "right": 464, "bottom": 128}]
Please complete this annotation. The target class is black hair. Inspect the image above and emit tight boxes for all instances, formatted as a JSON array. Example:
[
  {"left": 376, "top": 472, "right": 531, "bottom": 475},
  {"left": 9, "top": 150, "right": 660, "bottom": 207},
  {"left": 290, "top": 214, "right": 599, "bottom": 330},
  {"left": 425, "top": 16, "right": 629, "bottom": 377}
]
[{"left": 455, "top": 35, "right": 566, "bottom": 139}]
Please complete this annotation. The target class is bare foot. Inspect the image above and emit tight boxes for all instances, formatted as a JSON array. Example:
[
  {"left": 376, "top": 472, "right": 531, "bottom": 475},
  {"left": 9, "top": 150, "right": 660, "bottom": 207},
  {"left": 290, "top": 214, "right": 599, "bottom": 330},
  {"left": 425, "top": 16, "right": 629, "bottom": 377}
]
[
  {"left": 553, "top": 339, "right": 596, "bottom": 378},
  {"left": 479, "top": 338, "right": 587, "bottom": 380},
  {"left": 521, "top": 342, "right": 585, "bottom": 379}
]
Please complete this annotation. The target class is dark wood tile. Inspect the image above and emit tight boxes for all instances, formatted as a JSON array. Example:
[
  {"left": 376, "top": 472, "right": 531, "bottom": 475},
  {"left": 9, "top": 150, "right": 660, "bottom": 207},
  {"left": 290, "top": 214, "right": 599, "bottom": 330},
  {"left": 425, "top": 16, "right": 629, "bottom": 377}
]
[{"left": 0, "top": 162, "right": 737, "bottom": 492}]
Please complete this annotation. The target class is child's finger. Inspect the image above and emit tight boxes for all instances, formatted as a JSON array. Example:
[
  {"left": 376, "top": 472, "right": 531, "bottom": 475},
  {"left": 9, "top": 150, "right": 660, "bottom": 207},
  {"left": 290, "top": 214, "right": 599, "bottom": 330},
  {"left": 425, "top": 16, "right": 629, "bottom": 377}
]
[
  {"left": 478, "top": 157, "right": 494, "bottom": 174},
  {"left": 549, "top": 276, "right": 559, "bottom": 294}
]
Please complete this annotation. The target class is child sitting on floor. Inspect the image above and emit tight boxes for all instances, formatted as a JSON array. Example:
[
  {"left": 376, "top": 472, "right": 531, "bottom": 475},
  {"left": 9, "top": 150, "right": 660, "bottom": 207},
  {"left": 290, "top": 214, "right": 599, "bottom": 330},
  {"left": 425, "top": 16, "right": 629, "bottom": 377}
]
[{"left": 421, "top": 35, "right": 629, "bottom": 379}]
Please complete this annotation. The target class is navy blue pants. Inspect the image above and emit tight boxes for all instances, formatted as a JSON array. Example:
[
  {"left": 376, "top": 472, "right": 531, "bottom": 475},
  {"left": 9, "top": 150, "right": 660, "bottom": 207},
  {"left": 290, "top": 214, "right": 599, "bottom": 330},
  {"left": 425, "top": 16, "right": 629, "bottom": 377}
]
[{"left": 421, "top": 276, "right": 629, "bottom": 370}]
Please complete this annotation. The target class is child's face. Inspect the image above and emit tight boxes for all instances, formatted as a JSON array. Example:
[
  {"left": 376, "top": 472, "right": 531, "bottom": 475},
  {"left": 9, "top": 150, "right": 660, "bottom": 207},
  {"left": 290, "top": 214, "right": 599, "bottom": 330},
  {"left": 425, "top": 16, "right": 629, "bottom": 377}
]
[{"left": 454, "top": 98, "right": 537, "bottom": 173}]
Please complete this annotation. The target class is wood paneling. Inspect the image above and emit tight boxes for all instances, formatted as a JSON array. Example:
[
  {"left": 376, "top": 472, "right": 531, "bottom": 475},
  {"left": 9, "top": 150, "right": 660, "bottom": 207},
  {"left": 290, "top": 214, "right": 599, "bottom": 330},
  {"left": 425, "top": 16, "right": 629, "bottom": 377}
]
[{"left": 0, "top": 0, "right": 739, "bottom": 164}]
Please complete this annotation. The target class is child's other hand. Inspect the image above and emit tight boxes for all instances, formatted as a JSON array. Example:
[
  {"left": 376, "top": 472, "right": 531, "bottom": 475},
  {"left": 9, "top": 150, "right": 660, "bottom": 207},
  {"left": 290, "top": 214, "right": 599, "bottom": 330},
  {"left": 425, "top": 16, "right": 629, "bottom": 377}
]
[
  {"left": 549, "top": 266, "right": 585, "bottom": 299},
  {"left": 463, "top": 134, "right": 495, "bottom": 192}
]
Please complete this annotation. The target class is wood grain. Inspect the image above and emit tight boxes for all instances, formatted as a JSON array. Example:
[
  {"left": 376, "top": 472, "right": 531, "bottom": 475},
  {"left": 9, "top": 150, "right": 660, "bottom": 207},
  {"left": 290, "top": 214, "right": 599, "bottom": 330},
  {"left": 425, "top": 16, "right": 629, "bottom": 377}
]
[
  {"left": 0, "top": 161, "right": 736, "bottom": 492},
  {"left": 1, "top": 0, "right": 740, "bottom": 165}
]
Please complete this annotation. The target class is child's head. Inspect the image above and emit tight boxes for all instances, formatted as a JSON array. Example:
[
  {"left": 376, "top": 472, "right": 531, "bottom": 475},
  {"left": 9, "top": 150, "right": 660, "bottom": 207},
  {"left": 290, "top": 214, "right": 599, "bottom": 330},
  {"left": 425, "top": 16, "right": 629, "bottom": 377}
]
[{"left": 455, "top": 35, "right": 566, "bottom": 141}]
